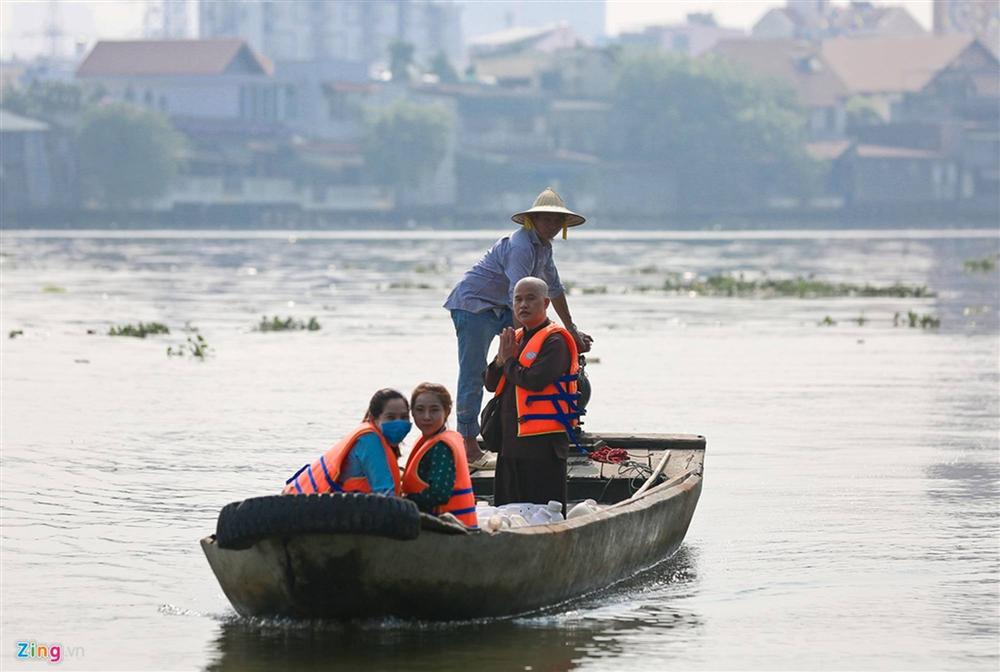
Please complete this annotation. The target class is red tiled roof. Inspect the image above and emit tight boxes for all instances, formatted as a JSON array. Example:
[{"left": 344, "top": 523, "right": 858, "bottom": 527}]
[
  {"left": 77, "top": 39, "right": 272, "bottom": 77},
  {"left": 775, "top": 4, "right": 923, "bottom": 34},
  {"left": 712, "top": 39, "right": 849, "bottom": 107},
  {"left": 820, "top": 35, "right": 974, "bottom": 94}
]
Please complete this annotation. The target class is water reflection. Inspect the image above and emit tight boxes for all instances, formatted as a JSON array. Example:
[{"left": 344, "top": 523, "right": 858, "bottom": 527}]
[
  {"left": 925, "top": 460, "right": 999, "bottom": 502},
  {"left": 205, "top": 548, "right": 700, "bottom": 672}
]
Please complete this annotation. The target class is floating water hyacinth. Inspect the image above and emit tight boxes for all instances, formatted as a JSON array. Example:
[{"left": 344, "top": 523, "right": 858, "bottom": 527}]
[
  {"left": 108, "top": 322, "right": 170, "bottom": 338},
  {"left": 167, "top": 334, "right": 211, "bottom": 360},
  {"left": 963, "top": 254, "right": 998, "bottom": 274},
  {"left": 661, "top": 274, "right": 934, "bottom": 298},
  {"left": 255, "top": 316, "right": 321, "bottom": 332},
  {"left": 386, "top": 281, "right": 435, "bottom": 289}
]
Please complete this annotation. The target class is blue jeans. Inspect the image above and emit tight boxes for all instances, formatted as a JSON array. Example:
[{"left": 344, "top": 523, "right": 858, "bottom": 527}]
[{"left": 451, "top": 308, "right": 513, "bottom": 439}]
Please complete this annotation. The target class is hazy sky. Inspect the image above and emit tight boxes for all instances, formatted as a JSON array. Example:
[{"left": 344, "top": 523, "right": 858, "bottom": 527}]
[{"left": 1, "top": 0, "right": 935, "bottom": 60}]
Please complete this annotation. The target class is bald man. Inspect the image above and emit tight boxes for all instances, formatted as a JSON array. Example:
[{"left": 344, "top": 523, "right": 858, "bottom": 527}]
[{"left": 483, "top": 277, "right": 579, "bottom": 509}]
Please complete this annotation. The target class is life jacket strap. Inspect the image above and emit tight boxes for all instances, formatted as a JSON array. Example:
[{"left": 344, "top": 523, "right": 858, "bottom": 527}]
[
  {"left": 519, "top": 375, "right": 586, "bottom": 453},
  {"left": 285, "top": 463, "right": 310, "bottom": 485},
  {"left": 319, "top": 455, "right": 342, "bottom": 492}
]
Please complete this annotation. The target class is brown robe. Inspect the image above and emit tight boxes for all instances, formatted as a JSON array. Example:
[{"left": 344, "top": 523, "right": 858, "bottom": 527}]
[{"left": 483, "top": 319, "right": 571, "bottom": 506}]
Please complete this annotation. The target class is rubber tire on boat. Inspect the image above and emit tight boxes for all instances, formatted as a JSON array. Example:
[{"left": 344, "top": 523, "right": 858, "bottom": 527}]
[{"left": 214, "top": 493, "right": 421, "bottom": 550}]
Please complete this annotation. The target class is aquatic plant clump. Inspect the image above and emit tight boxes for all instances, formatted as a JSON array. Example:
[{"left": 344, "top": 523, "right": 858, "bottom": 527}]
[
  {"left": 816, "top": 312, "right": 940, "bottom": 328},
  {"left": 167, "top": 334, "right": 211, "bottom": 360},
  {"left": 108, "top": 322, "right": 170, "bottom": 338},
  {"left": 894, "top": 311, "right": 941, "bottom": 329},
  {"left": 255, "top": 316, "right": 321, "bottom": 332},
  {"left": 387, "top": 281, "right": 435, "bottom": 290},
  {"left": 662, "top": 274, "right": 934, "bottom": 299},
  {"left": 963, "top": 255, "right": 999, "bottom": 274}
]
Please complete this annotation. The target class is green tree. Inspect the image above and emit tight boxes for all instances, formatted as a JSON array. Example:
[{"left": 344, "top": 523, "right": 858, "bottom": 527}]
[
  {"left": 2, "top": 80, "right": 84, "bottom": 125},
  {"left": 389, "top": 41, "right": 415, "bottom": 83},
  {"left": 609, "top": 52, "right": 818, "bottom": 208},
  {"left": 429, "top": 51, "right": 459, "bottom": 84},
  {"left": 77, "top": 104, "right": 185, "bottom": 208},
  {"left": 364, "top": 99, "right": 451, "bottom": 198}
]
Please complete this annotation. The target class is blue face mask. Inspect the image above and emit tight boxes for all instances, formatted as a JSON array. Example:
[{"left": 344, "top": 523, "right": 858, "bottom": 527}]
[{"left": 380, "top": 419, "right": 412, "bottom": 445}]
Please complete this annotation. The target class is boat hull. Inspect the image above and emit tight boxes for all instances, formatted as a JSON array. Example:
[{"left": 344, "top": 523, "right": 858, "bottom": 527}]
[{"left": 201, "top": 447, "right": 703, "bottom": 620}]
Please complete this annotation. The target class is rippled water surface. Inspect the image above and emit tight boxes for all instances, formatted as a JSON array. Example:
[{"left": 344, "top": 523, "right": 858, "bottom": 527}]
[{"left": 2, "top": 228, "right": 998, "bottom": 670}]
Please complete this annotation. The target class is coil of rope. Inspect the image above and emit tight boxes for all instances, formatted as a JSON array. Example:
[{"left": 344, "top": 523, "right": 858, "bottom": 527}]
[{"left": 588, "top": 445, "right": 630, "bottom": 463}]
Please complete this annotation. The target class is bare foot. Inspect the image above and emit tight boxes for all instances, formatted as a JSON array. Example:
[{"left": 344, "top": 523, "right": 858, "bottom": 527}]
[{"left": 464, "top": 435, "right": 484, "bottom": 463}]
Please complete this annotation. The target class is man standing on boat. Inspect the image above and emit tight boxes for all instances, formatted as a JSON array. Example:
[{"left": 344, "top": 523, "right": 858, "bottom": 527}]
[
  {"left": 444, "top": 188, "right": 592, "bottom": 469},
  {"left": 483, "top": 277, "right": 580, "bottom": 508}
]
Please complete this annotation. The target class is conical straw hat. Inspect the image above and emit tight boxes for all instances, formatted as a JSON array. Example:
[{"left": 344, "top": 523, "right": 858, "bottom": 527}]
[{"left": 511, "top": 187, "right": 586, "bottom": 227}]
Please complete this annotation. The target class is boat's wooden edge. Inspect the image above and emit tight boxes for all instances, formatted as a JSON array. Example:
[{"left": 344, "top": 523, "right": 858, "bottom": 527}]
[
  {"left": 477, "top": 432, "right": 706, "bottom": 453},
  {"left": 200, "top": 468, "right": 702, "bottom": 549},
  {"left": 434, "top": 469, "right": 703, "bottom": 538},
  {"left": 419, "top": 512, "right": 470, "bottom": 535},
  {"left": 583, "top": 433, "right": 706, "bottom": 450}
]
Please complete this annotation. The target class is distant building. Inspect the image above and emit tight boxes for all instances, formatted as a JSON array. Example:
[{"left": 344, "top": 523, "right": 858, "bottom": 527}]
[
  {"left": 834, "top": 143, "right": 959, "bottom": 206},
  {"left": 458, "top": 0, "right": 605, "bottom": 45},
  {"left": 76, "top": 39, "right": 286, "bottom": 127},
  {"left": 711, "top": 39, "right": 850, "bottom": 140},
  {"left": 618, "top": 13, "right": 744, "bottom": 57},
  {"left": 0, "top": 109, "right": 77, "bottom": 213},
  {"left": 415, "top": 83, "right": 596, "bottom": 214},
  {"left": 144, "top": 0, "right": 194, "bottom": 39},
  {"left": 10, "top": 57, "right": 81, "bottom": 85},
  {"left": 825, "top": 35, "right": 999, "bottom": 210},
  {"left": 468, "top": 23, "right": 582, "bottom": 58},
  {"left": 468, "top": 24, "right": 581, "bottom": 88},
  {"left": 898, "top": 38, "right": 1000, "bottom": 207},
  {"left": 0, "top": 60, "right": 27, "bottom": 90},
  {"left": 198, "top": 1, "right": 462, "bottom": 71},
  {"left": 820, "top": 34, "right": 986, "bottom": 117},
  {"left": 900, "top": 37, "right": 999, "bottom": 122},
  {"left": 753, "top": 0, "right": 925, "bottom": 41},
  {"left": 933, "top": 0, "right": 1000, "bottom": 53},
  {"left": 539, "top": 47, "right": 619, "bottom": 99},
  {"left": 273, "top": 60, "right": 372, "bottom": 141}
]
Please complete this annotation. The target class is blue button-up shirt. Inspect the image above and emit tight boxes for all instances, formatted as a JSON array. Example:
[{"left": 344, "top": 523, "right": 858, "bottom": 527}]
[{"left": 444, "top": 227, "right": 566, "bottom": 313}]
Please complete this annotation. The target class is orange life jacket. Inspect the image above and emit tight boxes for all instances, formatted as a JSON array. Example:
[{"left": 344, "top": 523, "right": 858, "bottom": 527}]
[
  {"left": 494, "top": 323, "right": 581, "bottom": 439},
  {"left": 283, "top": 423, "right": 401, "bottom": 496},
  {"left": 402, "top": 429, "right": 478, "bottom": 529}
]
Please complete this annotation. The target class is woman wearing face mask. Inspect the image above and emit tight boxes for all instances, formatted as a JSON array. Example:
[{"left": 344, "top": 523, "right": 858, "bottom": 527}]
[
  {"left": 401, "top": 383, "right": 477, "bottom": 528},
  {"left": 283, "top": 388, "right": 411, "bottom": 496}
]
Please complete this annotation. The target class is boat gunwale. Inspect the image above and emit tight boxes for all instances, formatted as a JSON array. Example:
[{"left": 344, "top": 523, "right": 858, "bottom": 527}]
[
  {"left": 438, "top": 466, "right": 703, "bottom": 539},
  {"left": 199, "top": 453, "right": 704, "bottom": 549}
]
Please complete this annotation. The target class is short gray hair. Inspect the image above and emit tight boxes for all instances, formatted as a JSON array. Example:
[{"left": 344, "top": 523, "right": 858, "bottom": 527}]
[{"left": 514, "top": 276, "right": 548, "bottom": 296}]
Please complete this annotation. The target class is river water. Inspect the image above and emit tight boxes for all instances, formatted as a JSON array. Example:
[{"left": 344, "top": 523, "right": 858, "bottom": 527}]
[{"left": 2, "top": 228, "right": 998, "bottom": 671}]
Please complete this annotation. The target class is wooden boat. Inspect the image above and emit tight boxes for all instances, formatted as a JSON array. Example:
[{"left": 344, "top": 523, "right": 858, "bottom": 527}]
[{"left": 201, "top": 432, "right": 705, "bottom": 620}]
